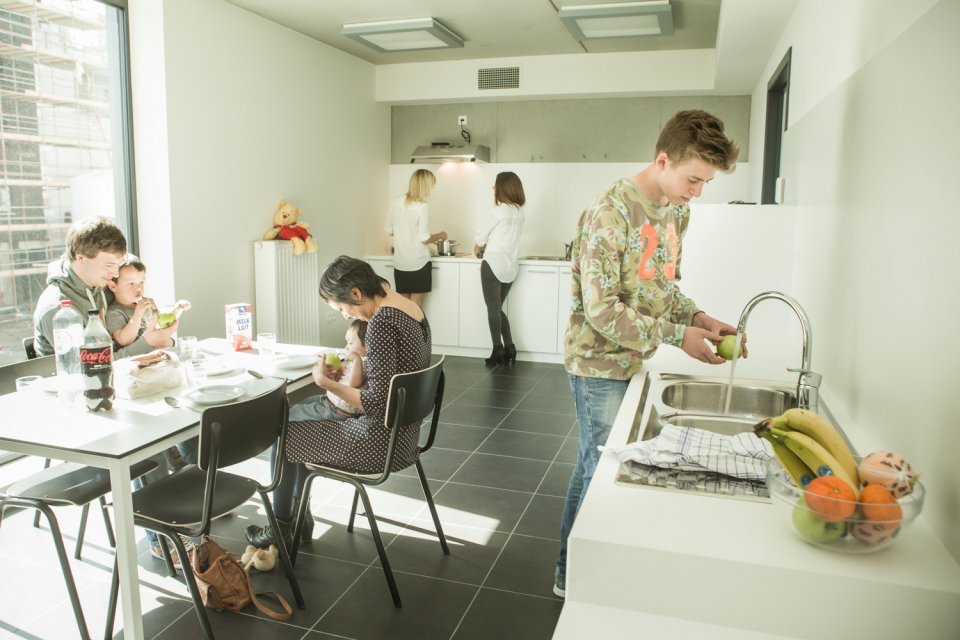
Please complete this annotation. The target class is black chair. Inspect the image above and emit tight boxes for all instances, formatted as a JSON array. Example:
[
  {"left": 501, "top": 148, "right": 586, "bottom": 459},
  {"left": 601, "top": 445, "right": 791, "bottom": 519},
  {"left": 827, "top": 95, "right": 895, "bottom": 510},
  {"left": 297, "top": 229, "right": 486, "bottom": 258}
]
[
  {"left": 289, "top": 356, "right": 449, "bottom": 608},
  {"left": 105, "top": 379, "right": 305, "bottom": 639},
  {"left": 22, "top": 336, "right": 37, "bottom": 360},
  {"left": 0, "top": 459, "right": 158, "bottom": 640}
]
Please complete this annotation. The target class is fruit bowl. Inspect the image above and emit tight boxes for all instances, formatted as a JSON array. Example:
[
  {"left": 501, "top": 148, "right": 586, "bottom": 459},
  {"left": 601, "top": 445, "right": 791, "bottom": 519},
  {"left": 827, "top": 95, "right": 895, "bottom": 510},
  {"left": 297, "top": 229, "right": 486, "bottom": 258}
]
[{"left": 766, "top": 458, "right": 925, "bottom": 554}]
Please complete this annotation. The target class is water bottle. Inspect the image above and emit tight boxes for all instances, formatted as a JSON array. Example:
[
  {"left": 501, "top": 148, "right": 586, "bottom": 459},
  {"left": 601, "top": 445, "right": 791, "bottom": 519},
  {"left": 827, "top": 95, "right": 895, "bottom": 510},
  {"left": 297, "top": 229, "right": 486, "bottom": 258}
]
[
  {"left": 80, "top": 309, "right": 115, "bottom": 412},
  {"left": 52, "top": 300, "right": 83, "bottom": 404}
]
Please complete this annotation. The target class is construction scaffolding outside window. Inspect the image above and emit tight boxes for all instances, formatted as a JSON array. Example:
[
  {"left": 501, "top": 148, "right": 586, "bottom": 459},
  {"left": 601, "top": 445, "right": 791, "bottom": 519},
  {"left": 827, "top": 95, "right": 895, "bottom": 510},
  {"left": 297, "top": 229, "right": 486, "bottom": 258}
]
[{"left": 0, "top": 0, "right": 133, "bottom": 364}]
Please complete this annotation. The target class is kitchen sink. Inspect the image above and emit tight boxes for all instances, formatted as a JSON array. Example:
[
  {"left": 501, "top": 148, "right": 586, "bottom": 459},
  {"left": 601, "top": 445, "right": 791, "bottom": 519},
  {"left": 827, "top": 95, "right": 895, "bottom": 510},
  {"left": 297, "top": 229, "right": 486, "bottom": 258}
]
[
  {"left": 618, "top": 373, "right": 802, "bottom": 502},
  {"left": 661, "top": 381, "right": 795, "bottom": 419},
  {"left": 521, "top": 255, "right": 568, "bottom": 261}
]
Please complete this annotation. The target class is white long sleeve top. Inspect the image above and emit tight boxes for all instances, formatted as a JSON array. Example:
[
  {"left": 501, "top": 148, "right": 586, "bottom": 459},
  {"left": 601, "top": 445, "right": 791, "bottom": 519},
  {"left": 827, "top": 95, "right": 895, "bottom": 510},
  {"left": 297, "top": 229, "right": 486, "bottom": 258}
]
[
  {"left": 475, "top": 203, "right": 525, "bottom": 283},
  {"left": 384, "top": 196, "right": 431, "bottom": 271}
]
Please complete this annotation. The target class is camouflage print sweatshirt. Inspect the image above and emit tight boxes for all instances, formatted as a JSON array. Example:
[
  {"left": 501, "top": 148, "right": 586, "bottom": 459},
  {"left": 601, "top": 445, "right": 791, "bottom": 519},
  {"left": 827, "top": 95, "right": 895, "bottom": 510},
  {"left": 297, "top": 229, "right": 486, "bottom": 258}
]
[{"left": 563, "top": 177, "right": 700, "bottom": 380}]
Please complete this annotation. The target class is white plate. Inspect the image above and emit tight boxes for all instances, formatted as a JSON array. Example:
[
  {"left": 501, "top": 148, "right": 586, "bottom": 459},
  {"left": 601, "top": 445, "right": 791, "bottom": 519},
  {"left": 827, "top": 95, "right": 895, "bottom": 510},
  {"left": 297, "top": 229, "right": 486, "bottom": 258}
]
[
  {"left": 273, "top": 355, "right": 317, "bottom": 369},
  {"left": 186, "top": 385, "right": 246, "bottom": 405},
  {"left": 205, "top": 362, "right": 240, "bottom": 377}
]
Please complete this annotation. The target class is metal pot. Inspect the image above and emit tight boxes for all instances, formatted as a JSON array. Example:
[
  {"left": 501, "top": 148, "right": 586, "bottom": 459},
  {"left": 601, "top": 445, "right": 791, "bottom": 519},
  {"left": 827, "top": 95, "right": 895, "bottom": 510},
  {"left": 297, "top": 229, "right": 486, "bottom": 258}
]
[{"left": 435, "top": 239, "right": 458, "bottom": 256}]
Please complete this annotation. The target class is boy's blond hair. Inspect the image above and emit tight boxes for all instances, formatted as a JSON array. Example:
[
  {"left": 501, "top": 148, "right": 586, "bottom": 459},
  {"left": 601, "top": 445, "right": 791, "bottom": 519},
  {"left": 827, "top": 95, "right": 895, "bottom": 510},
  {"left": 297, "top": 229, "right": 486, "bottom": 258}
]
[
  {"left": 656, "top": 110, "right": 740, "bottom": 172},
  {"left": 65, "top": 217, "right": 127, "bottom": 260}
]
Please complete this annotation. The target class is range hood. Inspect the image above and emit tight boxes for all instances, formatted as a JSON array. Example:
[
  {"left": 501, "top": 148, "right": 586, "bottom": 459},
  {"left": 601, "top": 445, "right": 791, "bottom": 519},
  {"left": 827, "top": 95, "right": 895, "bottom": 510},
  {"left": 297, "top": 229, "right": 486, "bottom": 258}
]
[{"left": 410, "top": 142, "right": 490, "bottom": 163}]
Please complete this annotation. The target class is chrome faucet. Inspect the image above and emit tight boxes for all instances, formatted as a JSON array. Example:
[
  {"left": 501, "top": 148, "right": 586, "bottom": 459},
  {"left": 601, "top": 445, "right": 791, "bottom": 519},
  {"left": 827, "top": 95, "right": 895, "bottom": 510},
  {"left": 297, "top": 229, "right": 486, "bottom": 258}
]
[{"left": 737, "top": 291, "right": 822, "bottom": 412}]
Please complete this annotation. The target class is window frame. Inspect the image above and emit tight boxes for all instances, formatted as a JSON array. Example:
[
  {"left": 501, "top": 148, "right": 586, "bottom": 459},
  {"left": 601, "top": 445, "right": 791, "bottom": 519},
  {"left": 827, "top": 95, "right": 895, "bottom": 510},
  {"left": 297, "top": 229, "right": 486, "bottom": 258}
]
[{"left": 761, "top": 47, "right": 792, "bottom": 205}]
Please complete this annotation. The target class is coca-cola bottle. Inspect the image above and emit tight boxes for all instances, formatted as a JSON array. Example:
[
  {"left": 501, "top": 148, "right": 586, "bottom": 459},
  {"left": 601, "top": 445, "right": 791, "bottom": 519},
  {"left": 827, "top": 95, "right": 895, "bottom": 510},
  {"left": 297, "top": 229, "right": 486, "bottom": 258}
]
[{"left": 80, "top": 309, "right": 115, "bottom": 412}]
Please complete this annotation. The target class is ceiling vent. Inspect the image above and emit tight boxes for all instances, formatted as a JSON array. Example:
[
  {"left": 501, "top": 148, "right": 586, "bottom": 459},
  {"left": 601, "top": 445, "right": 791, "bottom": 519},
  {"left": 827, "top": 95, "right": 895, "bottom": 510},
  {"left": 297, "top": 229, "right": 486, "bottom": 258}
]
[{"left": 478, "top": 66, "right": 520, "bottom": 90}]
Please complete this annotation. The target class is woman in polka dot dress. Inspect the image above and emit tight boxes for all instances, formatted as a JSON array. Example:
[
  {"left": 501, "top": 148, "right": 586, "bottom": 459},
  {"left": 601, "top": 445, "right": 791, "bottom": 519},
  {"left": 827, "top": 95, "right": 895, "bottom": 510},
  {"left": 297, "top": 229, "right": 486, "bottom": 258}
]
[{"left": 246, "top": 255, "right": 432, "bottom": 548}]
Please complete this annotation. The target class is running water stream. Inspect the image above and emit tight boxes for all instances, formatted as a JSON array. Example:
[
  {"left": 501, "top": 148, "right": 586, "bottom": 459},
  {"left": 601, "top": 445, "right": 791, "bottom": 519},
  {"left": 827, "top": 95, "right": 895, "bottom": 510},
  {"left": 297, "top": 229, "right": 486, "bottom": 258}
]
[{"left": 722, "top": 331, "right": 745, "bottom": 414}]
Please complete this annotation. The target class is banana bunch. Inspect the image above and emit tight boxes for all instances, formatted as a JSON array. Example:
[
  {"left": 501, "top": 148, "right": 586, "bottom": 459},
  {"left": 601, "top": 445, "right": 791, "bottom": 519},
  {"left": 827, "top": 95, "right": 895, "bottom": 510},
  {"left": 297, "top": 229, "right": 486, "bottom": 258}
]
[{"left": 755, "top": 408, "right": 859, "bottom": 490}]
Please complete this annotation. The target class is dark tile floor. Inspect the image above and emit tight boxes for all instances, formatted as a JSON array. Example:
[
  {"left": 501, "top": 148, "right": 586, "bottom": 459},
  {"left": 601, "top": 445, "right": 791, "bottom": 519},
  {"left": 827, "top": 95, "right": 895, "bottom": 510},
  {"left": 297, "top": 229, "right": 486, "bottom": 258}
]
[{"left": 0, "top": 355, "right": 576, "bottom": 639}]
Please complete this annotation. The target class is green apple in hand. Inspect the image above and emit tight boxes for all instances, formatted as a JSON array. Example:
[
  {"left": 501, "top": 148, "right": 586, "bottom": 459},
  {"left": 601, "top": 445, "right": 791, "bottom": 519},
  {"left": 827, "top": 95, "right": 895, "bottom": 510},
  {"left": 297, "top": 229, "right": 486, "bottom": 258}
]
[
  {"left": 156, "top": 311, "right": 177, "bottom": 329},
  {"left": 716, "top": 335, "right": 742, "bottom": 360},
  {"left": 792, "top": 501, "right": 846, "bottom": 544},
  {"left": 324, "top": 352, "right": 342, "bottom": 370}
]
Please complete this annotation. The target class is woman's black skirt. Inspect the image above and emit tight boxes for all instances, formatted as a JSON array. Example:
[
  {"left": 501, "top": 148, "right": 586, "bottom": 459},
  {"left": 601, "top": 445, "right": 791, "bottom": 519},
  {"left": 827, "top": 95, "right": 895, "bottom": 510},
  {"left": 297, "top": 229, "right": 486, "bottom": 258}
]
[{"left": 393, "top": 261, "right": 432, "bottom": 294}]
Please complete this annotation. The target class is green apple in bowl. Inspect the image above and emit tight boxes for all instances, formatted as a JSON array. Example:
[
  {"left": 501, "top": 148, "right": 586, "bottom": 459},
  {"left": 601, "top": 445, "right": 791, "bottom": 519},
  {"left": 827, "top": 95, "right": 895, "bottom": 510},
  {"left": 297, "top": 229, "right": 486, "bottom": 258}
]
[
  {"left": 716, "top": 335, "right": 742, "bottom": 360},
  {"left": 791, "top": 500, "right": 846, "bottom": 544}
]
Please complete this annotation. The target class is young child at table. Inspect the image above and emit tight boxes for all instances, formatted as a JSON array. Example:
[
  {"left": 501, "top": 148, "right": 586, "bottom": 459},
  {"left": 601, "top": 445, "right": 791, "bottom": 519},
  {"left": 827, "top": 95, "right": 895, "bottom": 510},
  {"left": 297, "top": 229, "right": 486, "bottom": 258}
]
[
  {"left": 106, "top": 255, "right": 190, "bottom": 347},
  {"left": 289, "top": 319, "right": 367, "bottom": 421}
]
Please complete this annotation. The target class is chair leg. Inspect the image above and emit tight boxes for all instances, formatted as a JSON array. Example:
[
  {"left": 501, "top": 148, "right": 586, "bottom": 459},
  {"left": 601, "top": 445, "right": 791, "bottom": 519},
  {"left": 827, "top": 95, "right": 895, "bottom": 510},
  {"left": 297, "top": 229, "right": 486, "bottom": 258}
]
[
  {"left": 75, "top": 503, "right": 90, "bottom": 560},
  {"left": 157, "top": 534, "right": 178, "bottom": 577},
  {"left": 289, "top": 471, "right": 319, "bottom": 566},
  {"left": 167, "top": 532, "right": 215, "bottom": 640},
  {"left": 29, "top": 500, "right": 93, "bottom": 640},
  {"left": 352, "top": 482, "right": 402, "bottom": 608},
  {"left": 347, "top": 489, "right": 360, "bottom": 533},
  {"left": 99, "top": 496, "right": 117, "bottom": 548},
  {"left": 260, "top": 490, "right": 305, "bottom": 609},
  {"left": 104, "top": 556, "right": 119, "bottom": 640},
  {"left": 32, "top": 457, "right": 53, "bottom": 529},
  {"left": 415, "top": 459, "right": 450, "bottom": 555}
]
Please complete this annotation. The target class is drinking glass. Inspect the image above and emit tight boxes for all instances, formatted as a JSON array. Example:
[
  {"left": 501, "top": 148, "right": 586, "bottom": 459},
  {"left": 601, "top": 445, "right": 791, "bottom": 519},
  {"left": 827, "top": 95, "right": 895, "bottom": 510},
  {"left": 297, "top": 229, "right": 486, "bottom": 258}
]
[
  {"left": 186, "top": 358, "right": 207, "bottom": 387},
  {"left": 15, "top": 375, "right": 43, "bottom": 392},
  {"left": 257, "top": 333, "right": 277, "bottom": 360},
  {"left": 179, "top": 335, "right": 198, "bottom": 360}
]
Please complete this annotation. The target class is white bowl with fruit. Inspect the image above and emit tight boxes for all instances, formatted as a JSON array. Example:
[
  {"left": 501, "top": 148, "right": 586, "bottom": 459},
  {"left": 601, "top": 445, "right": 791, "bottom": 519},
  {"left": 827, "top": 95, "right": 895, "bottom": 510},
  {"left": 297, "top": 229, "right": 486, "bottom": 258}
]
[{"left": 757, "top": 409, "right": 924, "bottom": 553}]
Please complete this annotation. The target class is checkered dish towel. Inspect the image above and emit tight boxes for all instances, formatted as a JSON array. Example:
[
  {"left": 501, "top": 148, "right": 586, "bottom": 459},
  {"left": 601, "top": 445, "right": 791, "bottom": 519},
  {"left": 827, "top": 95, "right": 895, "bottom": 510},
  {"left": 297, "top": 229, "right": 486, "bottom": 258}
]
[{"left": 603, "top": 424, "right": 774, "bottom": 481}]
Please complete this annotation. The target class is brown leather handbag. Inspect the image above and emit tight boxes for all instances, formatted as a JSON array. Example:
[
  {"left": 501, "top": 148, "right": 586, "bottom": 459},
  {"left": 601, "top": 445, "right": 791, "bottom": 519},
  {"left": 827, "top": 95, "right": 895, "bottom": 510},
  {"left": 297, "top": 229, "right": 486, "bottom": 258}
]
[{"left": 189, "top": 535, "right": 292, "bottom": 620}]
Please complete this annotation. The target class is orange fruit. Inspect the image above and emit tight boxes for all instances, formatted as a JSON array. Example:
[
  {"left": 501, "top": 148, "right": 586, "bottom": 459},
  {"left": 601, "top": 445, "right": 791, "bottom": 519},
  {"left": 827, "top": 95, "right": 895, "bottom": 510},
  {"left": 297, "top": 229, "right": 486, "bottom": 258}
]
[
  {"left": 859, "top": 484, "right": 903, "bottom": 524},
  {"left": 803, "top": 476, "right": 857, "bottom": 522}
]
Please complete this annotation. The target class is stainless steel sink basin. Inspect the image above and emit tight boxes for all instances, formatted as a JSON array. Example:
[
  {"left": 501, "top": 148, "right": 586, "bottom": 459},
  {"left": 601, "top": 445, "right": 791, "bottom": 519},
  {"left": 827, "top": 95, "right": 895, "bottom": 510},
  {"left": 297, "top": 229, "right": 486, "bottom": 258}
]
[
  {"left": 661, "top": 381, "right": 795, "bottom": 419},
  {"left": 521, "top": 255, "right": 568, "bottom": 261}
]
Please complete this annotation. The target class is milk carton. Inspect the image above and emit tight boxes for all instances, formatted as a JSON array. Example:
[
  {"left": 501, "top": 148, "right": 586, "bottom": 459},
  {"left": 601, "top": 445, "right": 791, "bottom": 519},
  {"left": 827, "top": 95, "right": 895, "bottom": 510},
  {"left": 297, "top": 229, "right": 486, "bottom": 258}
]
[{"left": 225, "top": 303, "right": 253, "bottom": 351}]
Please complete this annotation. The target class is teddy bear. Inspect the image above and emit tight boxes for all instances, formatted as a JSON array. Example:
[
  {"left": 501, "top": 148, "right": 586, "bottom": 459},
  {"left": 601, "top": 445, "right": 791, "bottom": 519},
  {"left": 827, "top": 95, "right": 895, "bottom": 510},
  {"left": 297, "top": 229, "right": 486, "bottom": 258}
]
[
  {"left": 240, "top": 544, "right": 277, "bottom": 572},
  {"left": 263, "top": 199, "right": 317, "bottom": 255}
]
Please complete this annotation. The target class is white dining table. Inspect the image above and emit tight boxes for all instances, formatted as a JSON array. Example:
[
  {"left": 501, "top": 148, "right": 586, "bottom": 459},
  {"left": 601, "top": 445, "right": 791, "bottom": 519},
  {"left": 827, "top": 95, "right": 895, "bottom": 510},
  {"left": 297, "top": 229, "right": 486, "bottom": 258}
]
[{"left": 0, "top": 338, "right": 328, "bottom": 640}]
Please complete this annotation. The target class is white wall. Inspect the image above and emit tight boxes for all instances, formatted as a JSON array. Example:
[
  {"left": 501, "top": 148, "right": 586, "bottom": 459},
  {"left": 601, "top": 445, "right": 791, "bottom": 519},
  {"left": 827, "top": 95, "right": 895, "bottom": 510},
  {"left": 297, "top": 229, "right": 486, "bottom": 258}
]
[
  {"left": 130, "top": 0, "right": 389, "bottom": 346},
  {"left": 751, "top": 0, "right": 960, "bottom": 560},
  {"left": 383, "top": 162, "right": 751, "bottom": 258}
]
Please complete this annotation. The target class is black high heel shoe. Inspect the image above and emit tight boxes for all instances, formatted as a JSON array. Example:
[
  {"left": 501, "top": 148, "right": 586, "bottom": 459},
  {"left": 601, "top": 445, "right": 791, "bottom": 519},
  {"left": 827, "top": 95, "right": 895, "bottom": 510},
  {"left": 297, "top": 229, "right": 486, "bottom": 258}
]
[
  {"left": 484, "top": 345, "right": 505, "bottom": 366},
  {"left": 504, "top": 344, "right": 517, "bottom": 365}
]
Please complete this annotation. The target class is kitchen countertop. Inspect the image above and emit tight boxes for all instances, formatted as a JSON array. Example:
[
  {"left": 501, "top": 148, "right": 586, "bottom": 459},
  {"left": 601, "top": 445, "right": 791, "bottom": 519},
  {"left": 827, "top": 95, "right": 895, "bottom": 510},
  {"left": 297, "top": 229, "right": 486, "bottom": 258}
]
[
  {"left": 366, "top": 254, "right": 571, "bottom": 265},
  {"left": 554, "top": 352, "right": 960, "bottom": 639}
]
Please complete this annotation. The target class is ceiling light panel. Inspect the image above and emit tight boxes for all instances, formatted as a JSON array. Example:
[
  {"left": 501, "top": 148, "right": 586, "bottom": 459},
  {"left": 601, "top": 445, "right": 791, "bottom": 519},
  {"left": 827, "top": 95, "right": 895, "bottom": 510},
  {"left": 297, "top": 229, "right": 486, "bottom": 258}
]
[
  {"left": 342, "top": 17, "right": 464, "bottom": 53},
  {"left": 559, "top": 1, "right": 674, "bottom": 40}
]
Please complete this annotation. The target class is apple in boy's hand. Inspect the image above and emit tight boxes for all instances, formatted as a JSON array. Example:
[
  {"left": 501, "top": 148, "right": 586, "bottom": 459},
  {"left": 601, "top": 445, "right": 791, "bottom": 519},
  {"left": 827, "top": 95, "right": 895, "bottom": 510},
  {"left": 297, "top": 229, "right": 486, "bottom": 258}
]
[
  {"left": 156, "top": 311, "right": 177, "bottom": 329},
  {"left": 716, "top": 335, "right": 742, "bottom": 360},
  {"left": 325, "top": 352, "right": 342, "bottom": 370}
]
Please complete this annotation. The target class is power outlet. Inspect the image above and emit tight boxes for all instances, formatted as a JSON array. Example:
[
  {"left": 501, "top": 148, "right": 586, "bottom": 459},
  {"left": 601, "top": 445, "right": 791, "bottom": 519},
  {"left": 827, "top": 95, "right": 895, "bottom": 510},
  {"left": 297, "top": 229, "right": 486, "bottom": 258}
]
[{"left": 457, "top": 115, "right": 467, "bottom": 126}]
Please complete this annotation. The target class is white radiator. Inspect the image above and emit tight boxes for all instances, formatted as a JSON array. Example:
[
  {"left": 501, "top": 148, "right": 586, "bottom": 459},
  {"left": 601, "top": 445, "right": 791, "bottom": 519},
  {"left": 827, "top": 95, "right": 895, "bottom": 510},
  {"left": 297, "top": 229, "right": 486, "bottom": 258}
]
[{"left": 253, "top": 241, "right": 322, "bottom": 346}]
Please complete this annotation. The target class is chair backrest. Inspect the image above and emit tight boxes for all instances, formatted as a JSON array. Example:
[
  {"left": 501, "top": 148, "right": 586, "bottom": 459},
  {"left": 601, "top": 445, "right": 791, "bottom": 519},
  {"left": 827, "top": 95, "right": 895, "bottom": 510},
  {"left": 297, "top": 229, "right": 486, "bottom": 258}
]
[
  {"left": 196, "top": 378, "right": 288, "bottom": 472},
  {"left": 22, "top": 337, "right": 37, "bottom": 360},
  {"left": 0, "top": 355, "right": 57, "bottom": 395},
  {"left": 384, "top": 355, "right": 445, "bottom": 432}
]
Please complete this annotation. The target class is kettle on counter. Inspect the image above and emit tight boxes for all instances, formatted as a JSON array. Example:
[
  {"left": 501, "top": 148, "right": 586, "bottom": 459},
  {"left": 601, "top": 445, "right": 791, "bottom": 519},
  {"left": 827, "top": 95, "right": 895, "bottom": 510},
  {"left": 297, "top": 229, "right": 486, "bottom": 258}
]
[{"left": 563, "top": 242, "right": 573, "bottom": 260}]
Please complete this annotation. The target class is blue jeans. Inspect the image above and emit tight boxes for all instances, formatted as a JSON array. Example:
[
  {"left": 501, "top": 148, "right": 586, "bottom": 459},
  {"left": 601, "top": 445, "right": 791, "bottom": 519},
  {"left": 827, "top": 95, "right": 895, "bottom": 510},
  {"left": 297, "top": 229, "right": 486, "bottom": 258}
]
[
  {"left": 555, "top": 375, "right": 629, "bottom": 589},
  {"left": 288, "top": 394, "right": 355, "bottom": 422}
]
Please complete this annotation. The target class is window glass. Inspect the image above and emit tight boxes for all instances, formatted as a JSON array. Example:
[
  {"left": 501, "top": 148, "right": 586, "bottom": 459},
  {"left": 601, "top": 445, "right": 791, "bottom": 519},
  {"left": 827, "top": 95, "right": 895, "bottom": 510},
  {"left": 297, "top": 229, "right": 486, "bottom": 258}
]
[{"left": 0, "top": 0, "right": 132, "bottom": 365}]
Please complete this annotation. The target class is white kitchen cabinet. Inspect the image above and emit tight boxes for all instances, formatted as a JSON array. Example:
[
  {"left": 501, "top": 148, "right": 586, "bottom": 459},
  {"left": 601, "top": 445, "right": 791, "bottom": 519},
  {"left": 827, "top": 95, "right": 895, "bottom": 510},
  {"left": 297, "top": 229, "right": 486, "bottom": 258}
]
[
  {"left": 368, "top": 257, "right": 394, "bottom": 285},
  {"left": 421, "top": 261, "right": 459, "bottom": 346},
  {"left": 458, "top": 262, "right": 492, "bottom": 350},
  {"left": 508, "top": 265, "right": 559, "bottom": 353},
  {"left": 557, "top": 266, "right": 571, "bottom": 354}
]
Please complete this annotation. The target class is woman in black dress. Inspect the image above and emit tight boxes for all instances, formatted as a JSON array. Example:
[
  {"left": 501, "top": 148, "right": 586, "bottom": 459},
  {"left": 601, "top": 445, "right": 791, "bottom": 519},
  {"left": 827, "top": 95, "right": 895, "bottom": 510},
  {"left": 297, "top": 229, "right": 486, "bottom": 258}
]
[{"left": 246, "top": 256, "right": 432, "bottom": 547}]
